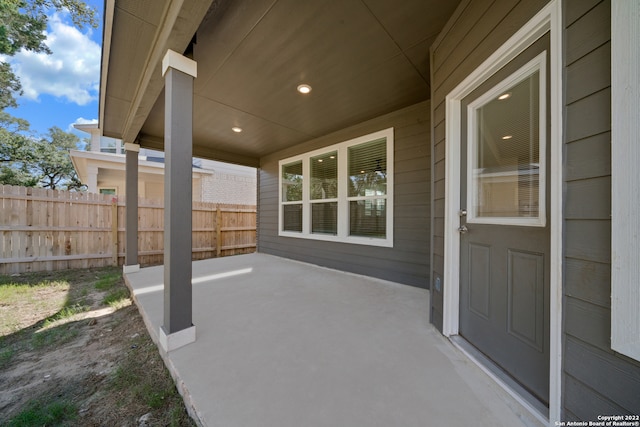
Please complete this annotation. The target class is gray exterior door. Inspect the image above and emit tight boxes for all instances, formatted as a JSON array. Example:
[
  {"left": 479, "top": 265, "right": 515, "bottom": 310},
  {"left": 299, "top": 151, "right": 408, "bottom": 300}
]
[{"left": 458, "top": 35, "right": 550, "bottom": 405}]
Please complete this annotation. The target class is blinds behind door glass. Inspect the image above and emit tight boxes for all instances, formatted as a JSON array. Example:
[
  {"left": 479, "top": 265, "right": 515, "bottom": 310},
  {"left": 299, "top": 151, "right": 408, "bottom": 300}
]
[{"left": 473, "top": 71, "right": 540, "bottom": 219}]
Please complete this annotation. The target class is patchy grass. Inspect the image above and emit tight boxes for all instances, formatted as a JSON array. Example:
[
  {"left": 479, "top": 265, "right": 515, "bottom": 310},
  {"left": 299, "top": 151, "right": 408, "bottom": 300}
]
[
  {"left": 0, "top": 347, "right": 15, "bottom": 369},
  {"left": 0, "top": 267, "right": 197, "bottom": 426},
  {"left": 0, "top": 280, "right": 70, "bottom": 336},
  {"left": 102, "top": 287, "right": 130, "bottom": 308},
  {"left": 6, "top": 399, "right": 77, "bottom": 427},
  {"left": 94, "top": 272, "right": 121, "bottom": 291}
]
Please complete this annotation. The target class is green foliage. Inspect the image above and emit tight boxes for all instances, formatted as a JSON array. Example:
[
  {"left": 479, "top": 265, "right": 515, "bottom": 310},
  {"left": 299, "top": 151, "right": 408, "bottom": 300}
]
[
  {"left": 0, "top": 166, "right": 38, "bottom": 186},
  {"left": 0, "top": 111, "right": 33, "bottom": 161},
  {"left": 0, "top": 0, "right": 49, "bottom": 56},
  {"left": 0, "top": 62, "right": 21, "bottom": 109},
  {"left": 0, "top": 1, "right": 96, "bottom": 187},
  {"left": 6, "top": 398, "right": 77, "bottom": 426},
  {"left": 34, "top": 126, "right": 81, "bottom": 189},
  {"left": 0, "top": 117, "right": 86, "bottom": 189},
  {"left": 0, "top": 0, "right": 97, "bottom": 110}
]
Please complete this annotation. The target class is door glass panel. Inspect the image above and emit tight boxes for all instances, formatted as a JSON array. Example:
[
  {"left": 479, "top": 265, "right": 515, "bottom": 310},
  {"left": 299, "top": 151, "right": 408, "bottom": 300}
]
[{"left": 468, "top": 62, "right": 544, "bottom": 226}]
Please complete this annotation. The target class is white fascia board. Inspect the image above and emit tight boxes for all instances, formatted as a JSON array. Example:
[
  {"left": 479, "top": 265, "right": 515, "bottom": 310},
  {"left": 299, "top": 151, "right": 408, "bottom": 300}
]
[{"left": 99, "top": 0, "right": 115, "bottom": 134}]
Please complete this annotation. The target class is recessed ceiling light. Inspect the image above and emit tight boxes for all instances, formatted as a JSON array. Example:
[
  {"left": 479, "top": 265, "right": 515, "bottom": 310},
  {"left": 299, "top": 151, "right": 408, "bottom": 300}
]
[
  {"left": 318, "top": 159, "right": 323, "bottom": 162},
  {"left": 232, "top": 127, "right": 242, "bottom": 133},
  {"left": 498, "top": 92, "right": 511, "bottom": 100},
  {"left": 502, "top": 135, "right": 513, "bottom": 140},
  {"left": 297, "top": 84, "right": 312, "bottom": 94}
]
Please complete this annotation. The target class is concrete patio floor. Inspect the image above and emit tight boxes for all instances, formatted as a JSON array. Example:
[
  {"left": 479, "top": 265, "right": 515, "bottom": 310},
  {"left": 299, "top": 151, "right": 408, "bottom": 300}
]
[{"left": 124, "top": 253, "right": 544, "bottom": 427}]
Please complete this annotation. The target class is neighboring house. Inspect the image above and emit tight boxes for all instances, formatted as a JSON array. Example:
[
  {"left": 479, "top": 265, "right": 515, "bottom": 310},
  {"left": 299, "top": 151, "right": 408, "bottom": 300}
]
[
  {"left": 99, "top": 0, "right": 639, "bottom": 424},
  {"left": 70, "top": 123, "right": 256, "bottom": 204}
]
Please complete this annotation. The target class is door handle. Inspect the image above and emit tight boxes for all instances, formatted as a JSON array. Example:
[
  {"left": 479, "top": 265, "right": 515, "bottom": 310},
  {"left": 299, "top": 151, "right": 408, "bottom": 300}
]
[{"left": 458, "top": 225, "right": 468, "bottom": 234}]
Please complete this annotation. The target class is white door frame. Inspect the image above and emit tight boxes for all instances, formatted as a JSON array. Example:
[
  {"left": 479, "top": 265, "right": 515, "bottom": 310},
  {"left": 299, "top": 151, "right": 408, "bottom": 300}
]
[{"left": 441, "top": 1, "right": 562, "bottom": 424}]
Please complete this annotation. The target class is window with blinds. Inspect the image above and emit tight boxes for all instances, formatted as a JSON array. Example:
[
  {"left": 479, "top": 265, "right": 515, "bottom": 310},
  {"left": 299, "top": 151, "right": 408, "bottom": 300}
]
[
  {"left": 310, "top": 151, "right": 338, "bottom": 234},
  {"left": 348, "top": 138, "right": 387, "bottom": 237},
  {"left": 278, "top": 128, "right": 394, "bottom": 247},
  {"left": 281, "top": 161, "right": 303, "bottom": 232},
  {"left": 467, "top": 53, "right": 546, "bottom": 227}
]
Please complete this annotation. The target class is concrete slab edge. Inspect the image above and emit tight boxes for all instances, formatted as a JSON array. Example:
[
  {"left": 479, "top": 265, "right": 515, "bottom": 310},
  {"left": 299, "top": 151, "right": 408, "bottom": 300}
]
[{"left": 123, "top": 272, "right": 207, "bottom": 427}]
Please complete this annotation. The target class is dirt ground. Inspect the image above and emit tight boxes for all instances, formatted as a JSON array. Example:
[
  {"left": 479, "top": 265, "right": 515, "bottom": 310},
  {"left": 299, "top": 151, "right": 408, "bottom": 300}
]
[{"left": 0, "top": 267, "right": 197, "bottom": 426}]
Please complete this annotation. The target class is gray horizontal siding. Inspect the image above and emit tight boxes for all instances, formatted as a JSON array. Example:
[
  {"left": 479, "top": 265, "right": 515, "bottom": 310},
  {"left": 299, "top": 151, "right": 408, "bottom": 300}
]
[
  {"left": 428, "top": 0, "right": 547, "bottom": 332},
  {"left": 257, "top": 101, "right": 431, "bottom": 288},
  {"left": 562, "top": 0, "right": 640, "bottom": 418},
  {"left": 428, "top": 0, "right": 640, "bottom": 418}
]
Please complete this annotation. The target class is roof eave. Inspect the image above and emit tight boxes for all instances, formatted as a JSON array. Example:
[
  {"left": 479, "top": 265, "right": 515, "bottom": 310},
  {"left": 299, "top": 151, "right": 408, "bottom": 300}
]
[{"left": 98, "top": 0, "right": 115, "bottom": 138}]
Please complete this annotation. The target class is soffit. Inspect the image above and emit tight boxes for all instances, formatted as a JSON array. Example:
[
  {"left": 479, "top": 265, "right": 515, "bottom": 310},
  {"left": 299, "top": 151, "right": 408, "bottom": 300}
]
[{"left": 103, "top": 0, "right": 462, "bottom": 166}]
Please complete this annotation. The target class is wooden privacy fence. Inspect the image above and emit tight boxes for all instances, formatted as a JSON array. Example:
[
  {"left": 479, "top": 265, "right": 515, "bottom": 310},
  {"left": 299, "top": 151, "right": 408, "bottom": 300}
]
[{"left": 0, "top": 185, "right": 256, "bottom": 274}]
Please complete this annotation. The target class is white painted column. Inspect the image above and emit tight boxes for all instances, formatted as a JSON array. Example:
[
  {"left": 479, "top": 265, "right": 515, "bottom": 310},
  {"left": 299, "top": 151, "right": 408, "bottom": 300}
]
[{"left": 86, "top": 165, "right": 98, "bottom": 194}]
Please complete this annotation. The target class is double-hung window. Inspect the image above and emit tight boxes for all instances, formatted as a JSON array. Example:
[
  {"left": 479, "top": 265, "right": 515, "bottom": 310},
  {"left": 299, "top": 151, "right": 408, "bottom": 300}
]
[{"left": 279, "top": 128, "right": 393, "bottom": 247}]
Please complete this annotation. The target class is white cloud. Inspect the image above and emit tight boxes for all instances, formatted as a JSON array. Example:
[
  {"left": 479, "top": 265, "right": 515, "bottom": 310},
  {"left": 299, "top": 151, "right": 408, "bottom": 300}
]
[{"left": 8, "top": 14, "right": 100, "bottom": 105}]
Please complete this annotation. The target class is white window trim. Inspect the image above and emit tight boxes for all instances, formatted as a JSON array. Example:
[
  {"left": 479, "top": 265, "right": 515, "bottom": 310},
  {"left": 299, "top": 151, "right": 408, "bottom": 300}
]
[
  {"left": 611, "top": 0, "right": 640, "bottom": 362},
  {"left": 278, "top": 128, "right": 394, "bottom": 247},
  {"left": 466, "top": 51, "right": 547, "bottom": 227},
  {"left": 442, "top": 1, "right": 562, "bottom": 424}
]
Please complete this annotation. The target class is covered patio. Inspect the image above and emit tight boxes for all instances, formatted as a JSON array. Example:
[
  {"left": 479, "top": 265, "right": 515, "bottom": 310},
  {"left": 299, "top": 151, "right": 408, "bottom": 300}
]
[{"left": 124, "top": 253, "right": 542, "bottom": 427}]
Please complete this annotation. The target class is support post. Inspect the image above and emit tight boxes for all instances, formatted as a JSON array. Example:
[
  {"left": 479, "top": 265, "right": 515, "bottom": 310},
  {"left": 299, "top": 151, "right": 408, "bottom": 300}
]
[
  {"left": 111, "top": 197, "right": 118, "bottom": 266},
  {"left": 216, "top": 204, "right": 222, "bottom": 257},
  {"left": 123, "top": 142, "right": 140, "bottom": 274},
  {"left": 159, "top": 49, "right": 197, "bottom": 352}
]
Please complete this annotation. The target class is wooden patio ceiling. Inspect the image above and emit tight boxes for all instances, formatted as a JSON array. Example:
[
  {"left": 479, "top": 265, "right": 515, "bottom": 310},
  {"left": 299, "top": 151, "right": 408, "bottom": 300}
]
[{"left": 100, "top": 0, "right": 461, "bottom": 167}]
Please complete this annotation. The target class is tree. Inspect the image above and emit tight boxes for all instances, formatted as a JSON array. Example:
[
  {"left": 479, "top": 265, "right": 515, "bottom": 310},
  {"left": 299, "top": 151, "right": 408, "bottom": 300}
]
[
  {"left": 0, "top": 0, "right": 97, "bottom": 108},
  {"left": 0, "top": 110, "right": 38, "bottom": 185},
  {"left": 0, "top": 116, "right": 85, "bottom": 189},
  {"left": 0, "top": 1, "right": 95, "bottom": 189},
  {"left": 34, "top": 126, "right": 82, "bottom": 189}
]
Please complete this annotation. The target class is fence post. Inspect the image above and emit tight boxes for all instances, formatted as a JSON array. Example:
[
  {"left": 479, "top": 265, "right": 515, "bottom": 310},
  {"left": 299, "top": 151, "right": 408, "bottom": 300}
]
[
  {"left": 216, "top": 204, "right": 222, "bottom": 257},
  {"left": 111, "top": 197, "right": 118, "bottom": 266}
]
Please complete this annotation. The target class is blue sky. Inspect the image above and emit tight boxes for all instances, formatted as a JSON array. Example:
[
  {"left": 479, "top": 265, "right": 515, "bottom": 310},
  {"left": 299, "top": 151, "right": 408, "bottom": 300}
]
[{"left": 3, "top": 0, "right": 104, "bottom": 141}]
